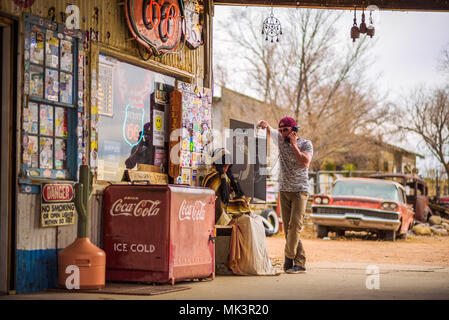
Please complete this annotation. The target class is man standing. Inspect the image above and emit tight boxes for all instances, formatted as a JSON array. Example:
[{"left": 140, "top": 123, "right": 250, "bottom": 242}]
[{"left": 257, "top": 117, "right": 313, "bottom": 274}]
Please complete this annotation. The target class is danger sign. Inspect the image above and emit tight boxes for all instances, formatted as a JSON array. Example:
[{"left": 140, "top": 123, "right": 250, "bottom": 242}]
[{"left": 41, "top": 183, "right": 76, "bottom": 227}]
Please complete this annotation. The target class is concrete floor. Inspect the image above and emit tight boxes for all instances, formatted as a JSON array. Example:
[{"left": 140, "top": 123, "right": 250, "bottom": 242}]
[{"left": 2, "top": 262, "right": 449, "bottom": 300}]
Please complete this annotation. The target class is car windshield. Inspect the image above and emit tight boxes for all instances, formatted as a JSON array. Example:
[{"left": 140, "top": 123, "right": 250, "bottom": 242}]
[{"left": 332, "top": 180, "right": 399, "bottom": 201}]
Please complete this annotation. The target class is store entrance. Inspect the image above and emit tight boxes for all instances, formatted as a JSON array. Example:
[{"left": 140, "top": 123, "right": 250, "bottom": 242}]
[{"left": 0, "top": 16, "right": 17, "bottom": 295}]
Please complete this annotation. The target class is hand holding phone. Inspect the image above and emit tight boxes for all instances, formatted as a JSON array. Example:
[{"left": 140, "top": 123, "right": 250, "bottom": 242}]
[{"left": 286, "top": 131, "right": 297, "bottom": 145}]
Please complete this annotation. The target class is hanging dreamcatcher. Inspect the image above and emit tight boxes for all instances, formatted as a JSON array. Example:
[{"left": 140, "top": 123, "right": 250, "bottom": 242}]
[{"left": 262, "top": 7, "right": 282, "bottom": 43}]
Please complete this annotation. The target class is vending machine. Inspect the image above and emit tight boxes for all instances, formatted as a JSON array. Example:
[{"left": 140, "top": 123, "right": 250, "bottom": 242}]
[{"left": 103, "top": 184, "right": 216, "bottom": 284}]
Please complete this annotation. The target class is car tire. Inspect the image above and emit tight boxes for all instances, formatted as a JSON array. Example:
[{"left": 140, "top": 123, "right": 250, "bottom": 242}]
[
  {"left": 260, "top": 209, "right": 279, "bottom": 236},
  {"left": 384, "top": 230, "right": 396, "bottom": 241},
  {"left": 397, "top": 231, "right": 408, "bottom": 240},
  {"left": 336, "top": 230, "right": 345, "bottom": 237},
  {"left": 426, "top": 207, "right": 434, "bottom": 222},
  {"left": 316, "top": 225, "right": 329, "bottom": 238}
]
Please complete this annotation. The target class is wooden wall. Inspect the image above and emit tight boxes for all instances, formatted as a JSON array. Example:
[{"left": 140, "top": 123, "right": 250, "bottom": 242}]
[{"left": 0, "top": 0, "right": 209, "bottom": 82}]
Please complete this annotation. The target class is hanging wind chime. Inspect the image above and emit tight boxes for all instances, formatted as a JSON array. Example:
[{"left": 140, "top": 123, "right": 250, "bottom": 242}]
[
  {"left": 350, "top": 6, "right": 375, "bottom": 42},
  {"left": 262, "top": 7, "right": 282, "bottom": 43},
  {"left": 366, "top": 9, "right": 375, "bottom": 38},
  {"left": 359, "top": 8, "right": 367, "bottom": 34},
  {"left": 350, "top": 6, "right": 360, "bottom": 42}
]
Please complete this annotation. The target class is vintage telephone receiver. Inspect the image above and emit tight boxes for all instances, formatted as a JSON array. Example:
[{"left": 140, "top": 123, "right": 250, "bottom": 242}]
[{"left": 284, "top": 126, "right": 298, "bottom": 143}]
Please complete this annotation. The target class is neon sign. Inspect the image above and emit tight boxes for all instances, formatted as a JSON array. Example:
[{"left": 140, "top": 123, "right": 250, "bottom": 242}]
[
  {"left": 123, "top": 104, "right": 145, "bottom": 147},
  {"left": 125, "top": 0, "right": 183, "bottom": 55}
]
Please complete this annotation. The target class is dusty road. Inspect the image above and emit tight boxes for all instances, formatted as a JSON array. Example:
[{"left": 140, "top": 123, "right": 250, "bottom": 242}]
[
  {"left": 266, "top": 232, "right": 449, "bottom": 267},
  {"left": 2, "top": 232, "right": 449, "bottom": 301}
]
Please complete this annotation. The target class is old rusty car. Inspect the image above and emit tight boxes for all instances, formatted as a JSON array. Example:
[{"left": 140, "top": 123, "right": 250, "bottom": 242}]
[
  {"left": 438, "top": 196, "right": 449, "bottom": 209},
  {"left": 311, "top": 178, "right": 415, "bottom": 241},
  {"left": 368, "top": 173, "right": 432, "bottom": 222}
]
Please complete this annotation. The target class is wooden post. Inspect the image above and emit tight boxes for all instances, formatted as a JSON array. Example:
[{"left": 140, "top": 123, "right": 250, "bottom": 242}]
[{"left": 276, "top": 192, "right": 282, "bottom": 232}]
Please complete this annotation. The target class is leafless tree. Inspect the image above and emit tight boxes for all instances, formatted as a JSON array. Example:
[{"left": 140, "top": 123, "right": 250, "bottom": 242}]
[
  {"left": 214, "top": 7, "right": 389, "bottom": 170},
  {"left": 302, "top": 81, "right": 389, "bottom": 170},
  {"left": 439, "top": 43, "right": 449, "bottom": 76},
  {"left": 397, "top": 88, "right": 449, "bottom": 180},
  {"left": 214, "top": 9, "right": 285, "bottom": 108},
  {"left": 213, "top": 63, "right": 230, "bottom": 88}
]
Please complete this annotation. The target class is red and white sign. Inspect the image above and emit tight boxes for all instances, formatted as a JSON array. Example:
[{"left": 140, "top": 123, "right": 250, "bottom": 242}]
[
  {"left": 125, "top": 0, "right": 183, "bottom": 54},
  {"left": 41, "top": 184, "right": 75, "bottom": 227},
  {"left": 42, "top": 184, "right": 74, "bottom": 202},
  {"left": 110, "top": 197, "right": 161, "bottom": 217},
  {"left": 178, "top": 199, "right": 206, "bottom": 221}
]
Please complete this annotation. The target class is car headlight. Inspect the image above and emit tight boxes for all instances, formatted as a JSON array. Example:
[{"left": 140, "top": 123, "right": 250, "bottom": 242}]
[
  {"left": 381, "top": 202, "right": 398, "bottom": 211},
  {"left": 314, "top": 196, "right": 330, "bottom": 205}
]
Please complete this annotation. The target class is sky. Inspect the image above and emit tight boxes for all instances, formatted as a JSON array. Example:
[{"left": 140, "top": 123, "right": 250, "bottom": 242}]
[{"left": 212, "top": 5, "right": 449, "bottom": 176}]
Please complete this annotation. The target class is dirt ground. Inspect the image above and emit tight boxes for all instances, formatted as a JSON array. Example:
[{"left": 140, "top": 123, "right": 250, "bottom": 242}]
[{"left": 266, "top": 226, "right": 449, "bottom": 267}]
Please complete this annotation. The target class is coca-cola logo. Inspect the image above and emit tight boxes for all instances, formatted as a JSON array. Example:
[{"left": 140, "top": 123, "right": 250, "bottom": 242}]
[
  {"left": 110, "top": 197, "right": 160, "bottom": 217},
  {"left": 179, "top": 200, "right": 206, "bottom": 221}
]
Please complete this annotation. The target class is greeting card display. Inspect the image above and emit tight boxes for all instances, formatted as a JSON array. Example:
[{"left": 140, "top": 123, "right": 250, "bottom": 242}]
[
  {"left": 21, "top": 14, "right": 83, "bottom": 181},
  {"left": 169, "top": 81, "right": 212, "bottom": 186},
  {"left": 45, "top": 31, "right": 59, "bottom": 69},
  {"left": 30, "top": 30, "right": 44, "bottom": 65}
]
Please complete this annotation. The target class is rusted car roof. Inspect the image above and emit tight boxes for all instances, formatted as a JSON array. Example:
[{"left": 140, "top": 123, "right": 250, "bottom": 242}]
[
  {"left": 335, "top": 177, "right": 404, "bottom": 188},
  {"left": 368, "top": 173, "right": 427, "bottom": 186}
]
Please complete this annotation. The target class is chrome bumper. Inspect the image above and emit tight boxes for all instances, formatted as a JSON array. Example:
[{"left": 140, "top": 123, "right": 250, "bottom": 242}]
[{"left": 310, "top": 213, "right": 401, "bottom": 231}]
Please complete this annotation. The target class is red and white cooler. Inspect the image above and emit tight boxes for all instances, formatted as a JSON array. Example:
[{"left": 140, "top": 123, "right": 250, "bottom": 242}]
[{"left": 103, "top": 184, "right": 216, "bottom": 284}]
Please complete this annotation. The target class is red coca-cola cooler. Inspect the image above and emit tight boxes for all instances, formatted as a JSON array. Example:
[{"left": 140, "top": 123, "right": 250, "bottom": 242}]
[{"left": 103, "top": 184, "right": 216, "bottom": 284}]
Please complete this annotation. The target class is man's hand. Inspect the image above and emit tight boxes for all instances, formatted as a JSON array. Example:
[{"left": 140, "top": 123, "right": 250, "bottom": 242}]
[
  {"left": 288, "top": 131, "right": 297, "bottom": 146},
  {"left": 289, "top": 133, "right": 312, "bottom": 169},
  {"left": 135, "top": 142, "right": 145, "bottom": 153},
  {"left": 130, "top": 141, "right": 146, "bottom": 160},
  {"left": 257, "top": 120, "right": 268, "bottom": 129},
  {"left": 257, "top": 120, "right": 275, "bottom": 134}
]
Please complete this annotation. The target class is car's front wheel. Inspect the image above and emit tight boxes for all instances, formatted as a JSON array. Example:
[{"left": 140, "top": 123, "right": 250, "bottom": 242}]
[
  {"left": 409, "top": 219, "right": 415, "bottom": 230},
  {"left": 384, "top": 230, "right": 396, "bottom": 241},
  {"left": 260, "top": 209, "right": 279, "bottom": 236},
  {"left": 316, "top": 225, "right": 329, "bottom": 238},
  {"left": 335, "top": 230, "right": 345, "bottom": 237}
]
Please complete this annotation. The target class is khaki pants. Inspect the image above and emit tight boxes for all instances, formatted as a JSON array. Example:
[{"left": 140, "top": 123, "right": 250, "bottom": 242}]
[{"left": 280, "top": 191, "right": 309, "bottom": 268}]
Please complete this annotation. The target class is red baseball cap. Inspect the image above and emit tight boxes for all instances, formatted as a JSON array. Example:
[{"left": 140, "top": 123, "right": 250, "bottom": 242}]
[{"left": 279, "top": 116, "right": 296, "bottom": 128}]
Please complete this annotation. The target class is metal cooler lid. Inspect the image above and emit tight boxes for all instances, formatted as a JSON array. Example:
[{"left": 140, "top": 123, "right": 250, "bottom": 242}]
[{"left": 168, "top": 184, "right": 215, "bottom": 195}]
